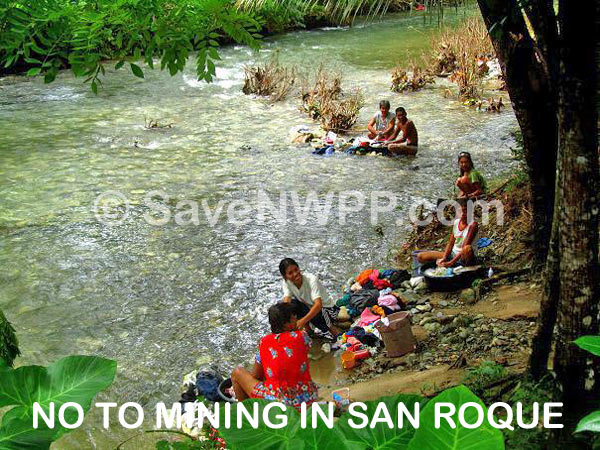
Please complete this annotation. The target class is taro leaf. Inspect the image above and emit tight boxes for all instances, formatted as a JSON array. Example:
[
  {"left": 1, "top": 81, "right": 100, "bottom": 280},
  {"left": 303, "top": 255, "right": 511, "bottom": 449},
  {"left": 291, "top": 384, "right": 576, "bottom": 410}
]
[
  {"left": 0, "top": 356, "right": 116, "bottom": 449},
  {"left": 217, "top": 399, "right": 303, "bottom": 450},
  {"left": 574, "top": 336, "right": 600, "bottom": 357},
  {"left": 575, "top": 411, "right": 600, "bottom": 433},
  {"left": 334, "top": 394, "right": 427, "bottom": 450},
  {"left": 294, "top": 403, "right": 342, "bottom": 450},
  {"left": 407, "top": 385, "right": 504, "bottom": 450}
]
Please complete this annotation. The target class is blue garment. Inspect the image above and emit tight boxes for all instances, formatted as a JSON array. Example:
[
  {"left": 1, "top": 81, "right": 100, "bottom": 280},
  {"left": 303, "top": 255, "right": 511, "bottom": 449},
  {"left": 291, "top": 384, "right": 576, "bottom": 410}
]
[
  {"left": 476, "top": 237, "right": 493, "bottom": 249},
  {"left": 313, "top": 145, "right": 334, "bottom": 156}
]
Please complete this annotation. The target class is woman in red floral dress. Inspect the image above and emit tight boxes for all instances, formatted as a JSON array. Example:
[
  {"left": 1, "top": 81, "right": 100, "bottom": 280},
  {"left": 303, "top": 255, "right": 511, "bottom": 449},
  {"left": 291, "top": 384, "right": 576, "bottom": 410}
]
[{"left": 231, "top": 303, "right": 318, "bottom": 409}]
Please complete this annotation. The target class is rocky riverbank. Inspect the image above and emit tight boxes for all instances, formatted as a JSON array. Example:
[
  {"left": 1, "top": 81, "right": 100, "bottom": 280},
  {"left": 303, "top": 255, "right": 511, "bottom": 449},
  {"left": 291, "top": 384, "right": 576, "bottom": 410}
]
[{"left": 314, "top": 173, "right": 539, "bottom": 402}]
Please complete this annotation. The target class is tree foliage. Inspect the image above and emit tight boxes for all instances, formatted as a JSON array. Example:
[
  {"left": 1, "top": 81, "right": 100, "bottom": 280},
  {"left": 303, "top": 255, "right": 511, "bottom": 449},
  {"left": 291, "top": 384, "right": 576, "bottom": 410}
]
[{"left": 0, "top": 0, "right": 263, "bottom": 90}]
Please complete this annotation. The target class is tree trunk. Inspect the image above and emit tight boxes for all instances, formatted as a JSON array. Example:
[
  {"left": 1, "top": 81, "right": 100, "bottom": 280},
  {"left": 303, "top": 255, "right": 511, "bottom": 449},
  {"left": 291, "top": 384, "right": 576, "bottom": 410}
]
[
  {"left": 528, "top": 177, "right": 560, "bottom": 379},
  {"left": 552, "top": 0, "right": 600, "bottom": 430},
  {"left": 477, "top": 0, "right": 558, "bottom": 266}
]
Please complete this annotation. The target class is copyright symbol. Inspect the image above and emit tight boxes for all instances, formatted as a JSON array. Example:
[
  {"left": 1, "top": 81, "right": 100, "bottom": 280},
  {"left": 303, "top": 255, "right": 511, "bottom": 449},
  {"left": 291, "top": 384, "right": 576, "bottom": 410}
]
[{"left": 94, "top": 190, "right": 130, "bottom": 225}]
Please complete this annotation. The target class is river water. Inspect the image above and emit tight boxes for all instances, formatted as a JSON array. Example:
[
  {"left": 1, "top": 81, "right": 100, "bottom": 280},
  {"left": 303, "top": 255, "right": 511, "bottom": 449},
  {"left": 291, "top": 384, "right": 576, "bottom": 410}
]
[{"left": 0, "top": 9, "right": 517, "bottom": 448}]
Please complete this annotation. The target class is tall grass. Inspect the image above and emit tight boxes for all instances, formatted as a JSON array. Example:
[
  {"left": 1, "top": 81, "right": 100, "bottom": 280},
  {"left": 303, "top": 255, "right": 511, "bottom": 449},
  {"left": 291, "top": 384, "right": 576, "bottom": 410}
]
[
  {"left": 432, "top": 16, "right": 494, "bottom": 99},
  {"left": 300, "top": 65, "right": 364, "bottom": 132},
  {"left": 242, "top": 54, "right": 296, "bottom": 101}
]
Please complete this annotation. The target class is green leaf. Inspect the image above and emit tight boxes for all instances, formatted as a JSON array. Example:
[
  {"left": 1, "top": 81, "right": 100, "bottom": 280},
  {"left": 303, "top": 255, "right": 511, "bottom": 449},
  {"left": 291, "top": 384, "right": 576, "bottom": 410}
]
[
  {"left": 574, "top": 336, "right": 600, "bottom": 356},
  {"left": 408, "top": 385, "right": 504, "bottom": 450},
  {"left": 115, "top": 60, "right": 125, "bottom": 70},
  {"left": 26, "top": 67, "right": 41, "bottom": 77},
  {"left": 575, "top": 410, "right": 600, "bottom": 433},
  {"left": 335, "top": 394, "right": 427, "bottom": 450},
  {"left": 91, "top": 80, "right": 98, "bottom": 95},
  {"left": 295, "top": 404, "right": 343, "bottom": 450},
  {"left": 130, "top": 63, "right": 144, "bottom": 78},
  {"left": 218, "top": 399, "right": 302, "bottom": 449},
  {"left": 0, "top": 356, "right": 116, "bottom": 448},
  {"left": 44, "top": 71, "right": 57, "bottom": 84}
]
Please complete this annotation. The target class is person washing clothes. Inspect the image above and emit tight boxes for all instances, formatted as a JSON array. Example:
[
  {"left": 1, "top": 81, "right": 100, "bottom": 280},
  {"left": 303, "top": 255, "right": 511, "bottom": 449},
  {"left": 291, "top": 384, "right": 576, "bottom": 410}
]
[
  {"left": 230, "top": 302, "right": 318, "bottom": 409},
  {"left": 279, "top": 258, "right": 340, "bottom": 339},
  {"left": 367, "top": 100, "right": 395, "bottom": 140},
  {"left": 386, "top": 106, "right": 419, "bottom": 156},
  {"left": 416, "top": 197, "right": 479, "bottom": 267}
]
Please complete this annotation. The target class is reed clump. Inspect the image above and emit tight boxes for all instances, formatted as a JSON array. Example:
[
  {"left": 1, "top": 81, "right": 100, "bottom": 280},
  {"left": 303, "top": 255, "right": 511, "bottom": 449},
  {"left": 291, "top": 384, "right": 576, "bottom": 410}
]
[
  {"left": 242, "top": 55, "right": 296, "bottom": 101},
  {"left": 432, "top": 17, "right": 494, "bottom": 100},
  {"left": 391, "top": 64, "right": 435, "bottom": 93},
  {"left": 300, "top": 65, "right": 364, "bottom": 133}
]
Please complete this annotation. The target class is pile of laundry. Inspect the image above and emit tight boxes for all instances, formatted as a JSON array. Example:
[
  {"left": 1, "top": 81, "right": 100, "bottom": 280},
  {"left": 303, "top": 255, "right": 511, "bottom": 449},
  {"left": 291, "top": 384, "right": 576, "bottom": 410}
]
[
  {"left": 331, "top": 268, "right": 411, "bottom": 366},
  {"left": 311, "top": 133, "right": 392, "bottom": 157},
  {"left": 177, "top": 366, "right": 231, "bottom": 440}
]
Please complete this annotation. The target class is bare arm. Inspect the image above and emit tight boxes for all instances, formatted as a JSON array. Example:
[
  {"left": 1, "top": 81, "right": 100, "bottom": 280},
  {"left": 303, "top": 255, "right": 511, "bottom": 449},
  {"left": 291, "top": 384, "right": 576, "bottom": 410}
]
[
  {"left": 282, "top": 296, "right": 292, "bottom": 303},
  {"left": 438, "top": 234, "right": 456, "bottom": 266},
  {"left": 296, "top": 298, "right": 322, "bottom": 330},
  {"left": 367, "top": 117, "right": 377, "bottom": 135}
]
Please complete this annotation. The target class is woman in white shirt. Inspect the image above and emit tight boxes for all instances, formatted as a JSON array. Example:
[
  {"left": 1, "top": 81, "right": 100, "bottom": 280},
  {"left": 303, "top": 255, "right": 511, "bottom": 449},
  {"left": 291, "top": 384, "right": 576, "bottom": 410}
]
[{"left": 279, "top": 258, "right": 340, "bottom": 338}]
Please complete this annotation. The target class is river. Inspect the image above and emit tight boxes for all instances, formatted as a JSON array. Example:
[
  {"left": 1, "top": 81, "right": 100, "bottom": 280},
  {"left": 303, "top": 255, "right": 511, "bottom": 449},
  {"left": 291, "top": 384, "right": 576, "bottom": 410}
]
[{"left": 0, "top": 9, "right": 517, "bottom": 448}]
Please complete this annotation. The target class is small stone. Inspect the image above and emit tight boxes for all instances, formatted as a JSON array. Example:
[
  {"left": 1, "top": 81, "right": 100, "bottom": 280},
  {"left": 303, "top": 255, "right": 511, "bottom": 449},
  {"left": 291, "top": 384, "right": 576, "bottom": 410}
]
[
  {"left": 423, "top": 322, "right": 441, "bottom": 333},
  {"left": 416, "top": 304, "right": 432, "bottom": 313},
  {"left": 475, "top": 314, "right": 485, "bottom": 321},
  {"left": 410, "top": 308, "right": 420, "bottom": 315},
  {"left": 439, "top": 300, "right": 449, "bottom": 307},
  {"left": 460, "top": 288, "right": 476, "bottom": 304},
  {"left": 459, "top": 330, "right": 470, "bottom": 339}
]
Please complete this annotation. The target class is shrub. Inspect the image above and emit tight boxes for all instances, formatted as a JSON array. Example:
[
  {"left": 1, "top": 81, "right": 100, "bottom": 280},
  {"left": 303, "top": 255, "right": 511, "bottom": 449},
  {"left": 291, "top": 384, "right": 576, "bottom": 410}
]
[
  {"left": 319, "top": 89, "right": 365, "bottom": 132},
  {"left": 300, "top": 64, "right": 342, "bottom": 120},
  {"left": 391, "top": 64, "right": 435, "bottom": 93},
  {"left": 242, "top": 54, "right": 296, "bottom": 101},
  {"left": 431, "top": 17, "right": 494, "bottom": 100},
  {"left": 300, "top": 65, "right": 363, "bottom": 133}
]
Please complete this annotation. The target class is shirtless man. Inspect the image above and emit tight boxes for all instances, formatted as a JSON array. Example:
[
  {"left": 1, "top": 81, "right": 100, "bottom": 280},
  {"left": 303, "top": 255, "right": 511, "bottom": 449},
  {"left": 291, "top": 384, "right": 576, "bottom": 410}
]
[
  {"left": 367, "top": 100, "right": 395, "bottom": 140},
  {"left": 387, "top": 107, "right": 418, "bottom": 156}
]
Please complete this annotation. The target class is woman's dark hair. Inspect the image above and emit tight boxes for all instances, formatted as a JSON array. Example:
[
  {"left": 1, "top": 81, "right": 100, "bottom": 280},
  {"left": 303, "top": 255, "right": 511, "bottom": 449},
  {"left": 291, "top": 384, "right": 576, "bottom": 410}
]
[
  {"left": 268, "top": 302, "right": 296, "bottom": 334},
  {"left": 279, "top": 258, "right": 299, "bottom": 279},
  {"left": 379, "top": 99, "right": 391, "bottom": 109},
  {"left": 395, "top": 106, "right": 406, "bottom": 114},
  {"left": 458, "top": 151, "right": 474, "bottom": 176}
]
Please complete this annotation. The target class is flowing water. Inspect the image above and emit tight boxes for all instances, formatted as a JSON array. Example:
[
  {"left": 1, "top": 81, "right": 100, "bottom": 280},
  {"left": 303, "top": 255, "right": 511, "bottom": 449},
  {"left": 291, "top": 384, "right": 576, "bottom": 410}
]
[{"left": 0, "top": 9, "right": 517, "bottom": 448}]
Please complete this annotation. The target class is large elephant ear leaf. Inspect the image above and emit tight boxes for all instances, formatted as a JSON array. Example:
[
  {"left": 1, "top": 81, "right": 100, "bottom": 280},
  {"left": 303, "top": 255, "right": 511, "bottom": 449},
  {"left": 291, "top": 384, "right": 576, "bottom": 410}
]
[
  {"left": 218, "top": 399, "right": 302, "bottom": 450},
  {"left": 334, "top": 394, "right": 427, "bottom": 450},
  {"left": 0, "top": 356, "right": 116, "bottom": 449},
  {"left": 408, "top": 385, "right": 505, "bottom": 450}
]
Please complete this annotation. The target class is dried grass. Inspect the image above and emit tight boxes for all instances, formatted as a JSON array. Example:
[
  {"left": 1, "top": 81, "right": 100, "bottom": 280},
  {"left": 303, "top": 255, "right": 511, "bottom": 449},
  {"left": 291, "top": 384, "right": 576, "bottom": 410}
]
[
  {"left": 431, "top": 17, "right": 494, "bottom": 100},
  {"left": 242, "top": 54, "right": 296, "bottom": 102},
  {"left": 300, "top": 65, "right": 364, "bottom": 133},
  {"left": 391, "top": 63, "right": 435, "bottom": 93}
]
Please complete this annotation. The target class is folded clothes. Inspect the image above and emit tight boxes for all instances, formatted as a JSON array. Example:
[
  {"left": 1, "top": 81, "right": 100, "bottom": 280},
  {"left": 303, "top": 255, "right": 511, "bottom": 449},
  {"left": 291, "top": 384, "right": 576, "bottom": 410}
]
[{"left": 378, "top": 294, "right": 401, "bottom": 311}]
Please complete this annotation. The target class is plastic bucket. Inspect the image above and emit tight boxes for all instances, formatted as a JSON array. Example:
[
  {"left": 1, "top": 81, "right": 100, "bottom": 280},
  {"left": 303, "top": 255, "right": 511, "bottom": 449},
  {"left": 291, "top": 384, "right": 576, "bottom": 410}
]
[
  {"left": 375, "top": 311, "right": 416, "bottom": 357},
  {"left": 217, "top": 378, "right": 237, "bottom": 402},
  {"left": 341, "top": 350, "right": 356, "bottom": 369}
]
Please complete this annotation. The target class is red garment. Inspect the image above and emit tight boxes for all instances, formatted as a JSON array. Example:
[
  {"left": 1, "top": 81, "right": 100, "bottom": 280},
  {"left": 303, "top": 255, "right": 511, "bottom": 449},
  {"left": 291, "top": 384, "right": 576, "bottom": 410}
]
[
  {"left": 373, "top": 278, "right": 392, "bottom": 290},
  {"left": 356, "top": 269, "right": 374, "bottom": 285},
  {"left": 252, "top": 331, "right": 318, "bottom": 409}
]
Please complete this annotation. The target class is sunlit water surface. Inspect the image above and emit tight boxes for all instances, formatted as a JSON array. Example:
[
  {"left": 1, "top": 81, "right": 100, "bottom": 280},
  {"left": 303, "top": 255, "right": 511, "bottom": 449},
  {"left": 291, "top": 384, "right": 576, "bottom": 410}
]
[{"left": 0, "top": 9, "right": 517, "bottom": 448}]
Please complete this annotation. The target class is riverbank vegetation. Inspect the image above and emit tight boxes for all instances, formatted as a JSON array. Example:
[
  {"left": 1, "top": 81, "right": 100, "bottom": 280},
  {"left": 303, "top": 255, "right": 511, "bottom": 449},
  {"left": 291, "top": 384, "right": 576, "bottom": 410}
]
[{"left": 390, "top": 15, "right": 497, "bottom": 101}]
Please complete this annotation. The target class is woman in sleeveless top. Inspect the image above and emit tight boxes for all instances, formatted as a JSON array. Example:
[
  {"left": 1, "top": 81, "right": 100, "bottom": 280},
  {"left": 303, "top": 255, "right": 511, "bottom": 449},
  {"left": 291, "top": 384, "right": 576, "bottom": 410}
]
[{"left": 416, "top": 198, "right": 479, "bottom": 267}]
